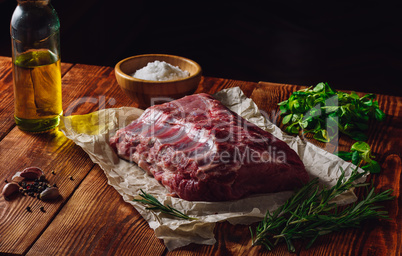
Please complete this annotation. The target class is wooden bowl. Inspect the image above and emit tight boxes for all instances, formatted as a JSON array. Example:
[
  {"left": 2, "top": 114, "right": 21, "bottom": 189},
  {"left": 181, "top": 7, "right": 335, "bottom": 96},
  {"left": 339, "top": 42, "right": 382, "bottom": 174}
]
[{"left": 115, "top": 54, "right": 202, "bottom": 109}]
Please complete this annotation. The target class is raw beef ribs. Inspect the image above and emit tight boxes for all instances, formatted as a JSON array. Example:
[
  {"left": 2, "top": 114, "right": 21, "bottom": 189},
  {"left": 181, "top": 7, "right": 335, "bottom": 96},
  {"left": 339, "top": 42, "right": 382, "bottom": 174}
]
[{"left": 109, "top": 93, "right": 308, "bottom": 201}]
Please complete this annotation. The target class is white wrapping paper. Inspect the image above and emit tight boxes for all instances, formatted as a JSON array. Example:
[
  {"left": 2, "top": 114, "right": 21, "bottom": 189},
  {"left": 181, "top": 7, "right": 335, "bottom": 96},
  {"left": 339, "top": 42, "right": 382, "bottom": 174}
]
[{"left": 59, "top": 87, "right": 365, "bottom": 250}]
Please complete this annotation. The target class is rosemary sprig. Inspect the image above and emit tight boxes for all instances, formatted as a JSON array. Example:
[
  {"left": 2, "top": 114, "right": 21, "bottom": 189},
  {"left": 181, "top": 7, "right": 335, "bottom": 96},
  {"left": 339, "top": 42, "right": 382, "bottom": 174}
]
[
  {"left": 250, "top": 167, "right": 394, "bottom": 252},
  {"left": 133, "top": 189, "right": 197, "bottom": 220}
]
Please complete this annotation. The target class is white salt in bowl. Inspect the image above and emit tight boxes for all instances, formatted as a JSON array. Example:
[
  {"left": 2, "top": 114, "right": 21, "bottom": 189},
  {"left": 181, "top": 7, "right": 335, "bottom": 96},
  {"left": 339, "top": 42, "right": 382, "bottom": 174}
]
[{"left": 115, "top": 54, "right": 202, "bottom": 109}]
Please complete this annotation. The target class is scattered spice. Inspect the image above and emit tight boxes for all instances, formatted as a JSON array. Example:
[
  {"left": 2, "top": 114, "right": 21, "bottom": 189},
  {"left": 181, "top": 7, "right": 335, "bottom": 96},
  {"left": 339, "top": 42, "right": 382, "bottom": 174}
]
[
  {"left": 51, "top": 170, "right": 56, "bottom": 175},
  {"left": 5, "top": 179, "right": 8, "bottom": 183},
  {"left": 26, "top": 206, "right": 32, "bottom": 212},
  {"left": 40, "top": 206, "right": 46, "bottom": 212},
  {"left": 19, "top": 179, "right": 50, "bottom": 197},
  {"left": 69, "top": 176, "right": 74, "bottom": 181},
  {"left": 2, "top": 166, "right": 62, "bottom": 203}
]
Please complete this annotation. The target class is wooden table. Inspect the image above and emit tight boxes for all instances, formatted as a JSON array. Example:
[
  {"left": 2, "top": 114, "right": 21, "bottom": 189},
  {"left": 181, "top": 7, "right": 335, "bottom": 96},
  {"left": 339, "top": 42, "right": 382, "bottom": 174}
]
[{"left": 0, "top": 56, "right": 401, "bottom": 256}]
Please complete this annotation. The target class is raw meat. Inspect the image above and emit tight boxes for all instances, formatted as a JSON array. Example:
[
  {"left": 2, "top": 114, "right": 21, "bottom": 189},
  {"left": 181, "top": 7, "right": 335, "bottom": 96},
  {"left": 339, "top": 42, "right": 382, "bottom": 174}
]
[{"left": 109, "top": 93, "right": 309, "bottom": 201}]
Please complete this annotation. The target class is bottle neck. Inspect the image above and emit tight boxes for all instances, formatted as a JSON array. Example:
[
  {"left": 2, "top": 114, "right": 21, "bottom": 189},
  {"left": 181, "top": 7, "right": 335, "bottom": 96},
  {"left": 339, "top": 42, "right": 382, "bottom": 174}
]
[
  {"left": 11, "top": 0, "right": 59, "bottom": 56},
  {"left": 17, "top": 0, "right": 50, "bottom": 5}
]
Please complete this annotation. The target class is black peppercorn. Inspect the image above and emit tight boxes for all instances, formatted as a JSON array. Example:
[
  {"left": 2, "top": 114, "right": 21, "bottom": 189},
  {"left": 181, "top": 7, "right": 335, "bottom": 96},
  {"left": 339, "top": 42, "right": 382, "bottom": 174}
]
[
  {"left": 26, "top": 206, "right": 31, "bottom": 212},
  {"left": 40, "top": 206, "right": 45, "bottom": 212}
]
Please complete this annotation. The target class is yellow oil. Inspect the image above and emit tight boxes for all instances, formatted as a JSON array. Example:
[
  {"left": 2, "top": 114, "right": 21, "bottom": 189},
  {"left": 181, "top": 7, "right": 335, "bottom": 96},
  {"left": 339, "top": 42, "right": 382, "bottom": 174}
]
[{"left": 12, "top": 50, "right": 62, "bottom": 132}]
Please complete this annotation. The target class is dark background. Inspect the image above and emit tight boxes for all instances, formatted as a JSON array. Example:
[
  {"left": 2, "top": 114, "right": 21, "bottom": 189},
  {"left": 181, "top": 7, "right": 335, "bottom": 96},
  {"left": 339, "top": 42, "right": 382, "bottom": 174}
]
[{"left": 1, "top": 0, "right": 401, "bottom": 96}]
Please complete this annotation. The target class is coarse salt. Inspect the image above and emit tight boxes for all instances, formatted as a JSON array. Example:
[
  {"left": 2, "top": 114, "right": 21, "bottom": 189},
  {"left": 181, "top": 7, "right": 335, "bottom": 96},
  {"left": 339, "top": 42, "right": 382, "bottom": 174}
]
[{"left": 132, "top": 60, "right": 190, "bottom": 81}]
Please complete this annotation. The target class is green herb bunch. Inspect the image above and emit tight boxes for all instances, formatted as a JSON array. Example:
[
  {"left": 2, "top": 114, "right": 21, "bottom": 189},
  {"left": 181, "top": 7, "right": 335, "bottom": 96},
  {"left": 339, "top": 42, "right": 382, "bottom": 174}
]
[
  {"left": 278, "top": 82, "right": 386, "bottom": 142},
  {"left": 250, "top": 167, "right": 393, "bottom": 252}
]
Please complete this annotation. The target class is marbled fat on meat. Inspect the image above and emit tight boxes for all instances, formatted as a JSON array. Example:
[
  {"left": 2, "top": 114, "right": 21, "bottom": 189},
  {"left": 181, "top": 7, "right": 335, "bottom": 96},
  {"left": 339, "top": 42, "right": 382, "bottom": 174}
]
[{"left": 109, "top": 93, "right": 309, "bottom": 201}]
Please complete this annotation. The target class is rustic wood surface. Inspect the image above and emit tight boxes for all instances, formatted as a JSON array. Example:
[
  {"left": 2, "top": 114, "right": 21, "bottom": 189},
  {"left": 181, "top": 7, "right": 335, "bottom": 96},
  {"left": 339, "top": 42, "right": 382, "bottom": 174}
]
[{"left": 0, "top": 56, "right": 400, "bottom": 256}]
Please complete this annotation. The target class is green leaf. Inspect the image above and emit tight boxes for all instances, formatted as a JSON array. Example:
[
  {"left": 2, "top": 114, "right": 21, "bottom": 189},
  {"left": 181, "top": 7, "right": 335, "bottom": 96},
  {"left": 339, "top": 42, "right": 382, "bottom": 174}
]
[
  {"left": 300, "top": 120, "right": 309, "bottom": 129},
  {"left": 313, "top": 82, "right": 325, "bottom": 92},
  {"left": 290, "top": 125, "right": 300, "bottom": 134},
  {"left": 361, "top": 93, "right": 376, "bottom": 100},
  {"left": 334, "top": 151, "right": 354, "bottom": 161},
  {"left": 349, "top": 91, "right": 360, "bottom": 99},
  {"left": 313, "top": 129, "right": 330, "bottom": 142},
  {"left": 278, "top": 100, "right": 288, "bottom": 106},
  {"left": 360, "top": 151, "right": 374, "bottom": 163},
  {"left": 363, "top": 160, "right": 381, "bottom": 174},
  {"left": 293, "top": 91, "right": 308, "bottom": 96},
  {"left": 292, "top": 113, "right": 302, "bottom": 123},
  {"left": 349, "top": 131, "right": 368, "bottom": 141},
  {"left": 289, "top": 99, "right": 304, "bottom": 112},
  {"left": 322, "top": 106, "right": 339, "bottom": 113},
  {"left": 282, "top": 114, "right": 293, "bottom": 125},
  {"left": 351, "top": 141, "right": 371, "bottom": 153},
  {"left": 279, "top": 105, "right": 288, "bottom": 114},
  {"left": 306, "top": 95, "right": 315, "bottom": 108},
  {"left": 324, "top": 82, "right": 336, "bottom": 94},
  {"left": 351, "top": 150, "right": 361, "bottom": 166},
  {"left": 312, "top": 122, "right": 322, "bottom": 132},
  {"left": 285, "top": 124, "right": 300, "bottom": 134},
  {"left": 335, "top": 142, "right": 381, "bottom": 173},
  {"left": 375, "top": 108, "right": 386, "bottom": 121}
]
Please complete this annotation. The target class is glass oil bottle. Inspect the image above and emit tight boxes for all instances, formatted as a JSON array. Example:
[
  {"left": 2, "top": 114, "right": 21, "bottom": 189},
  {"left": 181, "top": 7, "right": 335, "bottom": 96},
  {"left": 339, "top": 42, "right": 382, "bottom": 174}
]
[{"left": 11, "top": 0, "right": 62, "bottom": 132}]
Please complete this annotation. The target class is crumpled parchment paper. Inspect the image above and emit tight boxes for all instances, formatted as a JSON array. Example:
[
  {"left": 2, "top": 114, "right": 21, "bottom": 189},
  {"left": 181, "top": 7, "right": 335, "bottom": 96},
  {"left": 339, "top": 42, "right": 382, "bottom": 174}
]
[{"left": 59, "top": 87, "right": 365, "bottom": 251}]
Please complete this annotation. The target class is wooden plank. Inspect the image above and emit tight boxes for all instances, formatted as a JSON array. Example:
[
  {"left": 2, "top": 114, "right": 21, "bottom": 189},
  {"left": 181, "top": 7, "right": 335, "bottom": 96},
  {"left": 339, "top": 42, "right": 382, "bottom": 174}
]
[
  {"left": 195, "top": 76, "right": 257, "bottom": 98},
  {"left": 1, "top": 64, "right": 399, "bottom": 256},
  {"left": 60, "top": 63, "right": 135, "bottom": 115},
  {"left": 0, "top": 63, "right": 130, "bottom": 255},
  {"left": 26, "top": 165, "right": 167, "bottom": 256},
  {"left": 0, "top": 128, "right": 94, "bottom": 255},
  {"left": 298, "top": 91, "right": 402, "bottom": 256},
  {"left": 0, "top": 57, "right": 14, "bottom": 140},
  {"left": 167, "top": 222, "right": 299, "bottom": 256},
  {"left": 250, "top": 81, "right": 402, "bottom": 256},
  {"left": 21, "top": 75, "right": 258, "bottom": 255},
  {"left": 0, "top": 56, "right": 73, "bottom": 140}
]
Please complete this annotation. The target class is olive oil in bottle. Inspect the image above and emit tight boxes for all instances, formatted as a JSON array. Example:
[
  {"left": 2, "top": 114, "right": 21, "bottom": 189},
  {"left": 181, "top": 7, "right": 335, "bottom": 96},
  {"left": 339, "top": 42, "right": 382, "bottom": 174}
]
[
  {"left": 11, "top": 0, "right": 62, "bottom": 132},
  {"left": 13, "top": 50, "right": 62, "bottom": 132}
]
